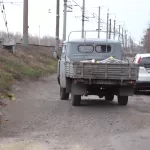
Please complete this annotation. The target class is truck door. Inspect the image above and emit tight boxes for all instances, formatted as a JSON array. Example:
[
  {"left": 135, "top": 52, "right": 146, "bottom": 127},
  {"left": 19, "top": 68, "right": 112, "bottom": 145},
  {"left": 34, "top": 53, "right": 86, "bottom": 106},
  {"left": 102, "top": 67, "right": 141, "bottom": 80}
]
[{"left": 60, "top": 44, "right": 67, "bottom": 88}]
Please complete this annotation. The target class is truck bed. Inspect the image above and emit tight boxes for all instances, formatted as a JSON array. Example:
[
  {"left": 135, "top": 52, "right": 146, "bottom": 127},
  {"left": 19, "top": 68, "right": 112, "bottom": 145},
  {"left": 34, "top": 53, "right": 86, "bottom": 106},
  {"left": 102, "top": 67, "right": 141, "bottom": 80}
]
[{"left": 65, "top": 61, "right": 139, "bottom": 80}]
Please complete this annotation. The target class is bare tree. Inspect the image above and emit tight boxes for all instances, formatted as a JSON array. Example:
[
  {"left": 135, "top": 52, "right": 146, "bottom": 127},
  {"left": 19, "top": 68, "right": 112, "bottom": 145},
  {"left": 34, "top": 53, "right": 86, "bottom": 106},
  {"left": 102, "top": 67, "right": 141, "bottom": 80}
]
[
  {"left": 0, "top": 31, "right": 56, "bottom": 46},
  {"left": 142, "top": 25, "right": 150, "bottom": 52}
]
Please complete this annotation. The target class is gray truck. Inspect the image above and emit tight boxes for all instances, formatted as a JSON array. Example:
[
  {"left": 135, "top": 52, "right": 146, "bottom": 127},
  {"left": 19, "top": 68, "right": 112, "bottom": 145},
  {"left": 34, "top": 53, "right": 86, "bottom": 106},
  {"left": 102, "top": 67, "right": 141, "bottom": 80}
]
[{"left": 53, "top": 34, "right": 139, "bottom": 106}]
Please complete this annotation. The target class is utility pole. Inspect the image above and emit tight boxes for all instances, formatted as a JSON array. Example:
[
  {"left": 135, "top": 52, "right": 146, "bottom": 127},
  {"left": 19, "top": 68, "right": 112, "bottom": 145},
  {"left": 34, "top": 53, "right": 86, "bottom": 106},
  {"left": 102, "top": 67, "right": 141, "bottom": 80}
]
[
  {"left": 118, "top": 25, "right": 121, "bottom": 41},
  {"left": 55, "top": 0, "right": 60, "bottom": 53},
  {"left": 63, "top": 0, "right": 67, "bottom": 41},
  {"left": 122, "top": 27, "right": 124, "bottom": 48},
  {"left": 81, "top": 0, "right": 85, "bottom": 38},
  {"left": 106, "top": 12, "right": 109, "bottom": 40},
  {"left": 39, "top": 25, "right": 40, "bottom": 45},
  {"left": 129, "top": 36, "right": 131, "bottom": 50},
  {"left": 98, "top": 6, "right": 101, "bottom": 38},
  {"left": 23, "top": 0, "right": 28, "bottom": 48},
  {"left": 113, "top": 19, "right": 116, "bottom": 40},
  {"left": 129, "top": 36, "right": 132, "bottom": 50},
  {"left": 124, "top": 30, "right": 127, "bottom": 50},
  {"left": 109, "top": 19, "right": 111, "bottom": 39},
  {"left": 127, "top": 37, "right": 129, "bottom": 50}
]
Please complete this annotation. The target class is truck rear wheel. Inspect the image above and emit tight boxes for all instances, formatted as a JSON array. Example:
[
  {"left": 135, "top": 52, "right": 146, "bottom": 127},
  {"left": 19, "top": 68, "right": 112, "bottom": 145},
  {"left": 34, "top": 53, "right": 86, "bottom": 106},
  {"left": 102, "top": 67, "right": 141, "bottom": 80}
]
[
  {"left": 60, "top": 87, "right": 69, "bottom": 100},
  {"left": 118, "top": 96, "right": 128, "bottom": 106},
  {"left": 105, "top": 94, "right": 114, "bottom": 101},
  {"left": 71, "top": 94, "right": 81, "bottom": 106}
]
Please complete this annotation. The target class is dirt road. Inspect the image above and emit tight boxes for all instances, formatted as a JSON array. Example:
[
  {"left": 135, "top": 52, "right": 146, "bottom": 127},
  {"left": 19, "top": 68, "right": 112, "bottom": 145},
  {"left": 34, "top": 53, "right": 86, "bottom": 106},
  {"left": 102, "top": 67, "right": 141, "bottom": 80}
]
[{"left": 1, "top": 74, "right": 150, "bottom": 150}]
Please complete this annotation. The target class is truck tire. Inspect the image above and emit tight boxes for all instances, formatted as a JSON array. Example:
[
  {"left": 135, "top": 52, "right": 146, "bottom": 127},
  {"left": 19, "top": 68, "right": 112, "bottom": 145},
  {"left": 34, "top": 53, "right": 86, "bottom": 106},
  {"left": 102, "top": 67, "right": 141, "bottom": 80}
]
[
  {"left": 60, "top": 87, "right": 69, "bottom": 100},
  {"left": 118, "top": 96, "right": 128, "bottom": 106},
  {"left": 105, "top": 94, "right": 114, "bottom": 101},
  {"left": 71, "top": 94, "right": 81, "bottom": 106}
]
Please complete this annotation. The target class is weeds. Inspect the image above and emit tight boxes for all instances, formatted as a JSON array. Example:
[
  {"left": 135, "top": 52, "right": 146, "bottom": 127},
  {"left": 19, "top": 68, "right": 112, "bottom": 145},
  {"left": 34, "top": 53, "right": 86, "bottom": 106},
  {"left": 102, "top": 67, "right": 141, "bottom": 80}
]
[
  {"left": 0, "top": 49, "right": 57, "bottom": 90},
  {"left": 0, "top": 70, "right": 14, "bottom": 90}
]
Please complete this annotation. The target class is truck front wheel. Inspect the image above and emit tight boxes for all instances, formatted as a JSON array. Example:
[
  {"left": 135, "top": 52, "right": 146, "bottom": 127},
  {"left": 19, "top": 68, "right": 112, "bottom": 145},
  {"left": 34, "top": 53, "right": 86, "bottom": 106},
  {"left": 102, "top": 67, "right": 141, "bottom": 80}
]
[
  {"left": 118, "top": 96, "right": 128, "bottom": 106},
  {"left": 71, "top": 94, "right": 81, "bottom": 106},
  {"left": 60, "top": 87, "right": 69, "bottom": 100}
]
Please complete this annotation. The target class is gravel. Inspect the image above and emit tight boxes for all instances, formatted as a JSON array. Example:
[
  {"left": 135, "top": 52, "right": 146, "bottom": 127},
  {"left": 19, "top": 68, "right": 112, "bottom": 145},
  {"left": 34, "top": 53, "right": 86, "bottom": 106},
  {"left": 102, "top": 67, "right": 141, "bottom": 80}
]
[{"left": 0, "top": 74, "right": 150, "bottom": 150}]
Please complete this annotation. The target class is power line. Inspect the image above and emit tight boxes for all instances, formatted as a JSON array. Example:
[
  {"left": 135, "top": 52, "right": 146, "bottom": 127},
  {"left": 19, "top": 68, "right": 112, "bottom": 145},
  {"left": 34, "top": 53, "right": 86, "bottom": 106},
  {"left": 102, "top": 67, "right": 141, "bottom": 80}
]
[
  {"left": 0, "top": 1, "right": 22, "bottom": 3},
  {"left": 0, "top": 0, "right": 9, "bottom": 36},
  {"left": 71, "top": 0, "right": 130, "bottom": 44},
  {"left": 71, "top": 1, "right": 110, "bottom": 36},
  {"left": 0, "top": 1, "right": 22, "bottom": 6},
  {"left": 72, "top": 0, "right": 82, "bottom": 9},
  {"left": 72, "top": 0, "right": 107, "bottom": 28},
  {"left": 72, "top": 0, "right": 91, "bottom": 37}
]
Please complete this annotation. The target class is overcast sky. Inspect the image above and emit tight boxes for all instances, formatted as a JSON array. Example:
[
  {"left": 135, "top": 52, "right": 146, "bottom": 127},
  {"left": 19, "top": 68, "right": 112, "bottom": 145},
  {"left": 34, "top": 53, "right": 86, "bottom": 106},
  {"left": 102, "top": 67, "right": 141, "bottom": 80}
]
[{"left": 1, "top": 0, "right": 150, "bottom": 43}]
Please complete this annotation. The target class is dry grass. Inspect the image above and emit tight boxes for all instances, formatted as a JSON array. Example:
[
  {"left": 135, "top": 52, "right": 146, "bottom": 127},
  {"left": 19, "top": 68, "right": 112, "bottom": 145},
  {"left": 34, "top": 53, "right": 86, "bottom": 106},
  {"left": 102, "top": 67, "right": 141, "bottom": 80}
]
[{"left": 0, "top": 45, "right": 57, "bottom": 91}]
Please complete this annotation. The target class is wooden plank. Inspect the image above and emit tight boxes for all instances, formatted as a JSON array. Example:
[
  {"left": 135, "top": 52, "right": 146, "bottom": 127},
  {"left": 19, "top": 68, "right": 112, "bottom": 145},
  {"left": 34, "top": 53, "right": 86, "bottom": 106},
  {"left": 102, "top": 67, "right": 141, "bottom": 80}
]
[{"left": 65, "top": 61, "right": 139, "bottom": 80}]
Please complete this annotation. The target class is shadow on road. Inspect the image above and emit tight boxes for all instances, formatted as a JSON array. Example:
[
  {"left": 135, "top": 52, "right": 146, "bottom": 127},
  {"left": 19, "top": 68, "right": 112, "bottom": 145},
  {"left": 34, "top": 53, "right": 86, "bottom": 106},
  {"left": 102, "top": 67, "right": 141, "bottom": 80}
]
[
  {"left": 81, "top": 99, "right": 119, "bottom": 108},
  {"left": 135, "top": 91, "right": 150, "bottom": 96}
]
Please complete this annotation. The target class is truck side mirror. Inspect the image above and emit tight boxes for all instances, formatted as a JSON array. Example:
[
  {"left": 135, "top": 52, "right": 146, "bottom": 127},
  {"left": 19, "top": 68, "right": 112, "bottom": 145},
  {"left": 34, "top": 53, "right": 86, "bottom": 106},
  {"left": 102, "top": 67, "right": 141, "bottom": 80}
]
[{"left": 53, "top": 51, "right": 58, "bottom": 59}]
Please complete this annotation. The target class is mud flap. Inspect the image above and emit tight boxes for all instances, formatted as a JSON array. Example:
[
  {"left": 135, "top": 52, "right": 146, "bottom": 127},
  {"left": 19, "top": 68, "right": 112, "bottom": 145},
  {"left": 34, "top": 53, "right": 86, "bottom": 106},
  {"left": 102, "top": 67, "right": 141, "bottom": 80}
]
[
  {"left": 71, "top": 82, "right": 86, "bottom": 95},
  {"left": 119, "top": 86, "right": 134, "bottom": 96},
  {"left": 66, "top": 78, "right": 71, "bottom": 93}
]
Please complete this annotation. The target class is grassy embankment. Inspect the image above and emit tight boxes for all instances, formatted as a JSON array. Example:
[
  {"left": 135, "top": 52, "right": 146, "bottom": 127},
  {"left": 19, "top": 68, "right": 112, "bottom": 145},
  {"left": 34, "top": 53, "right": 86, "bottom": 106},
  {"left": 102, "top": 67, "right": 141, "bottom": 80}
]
[{"left": 0, "top": 47, "right": 57, "bottom": 92}]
